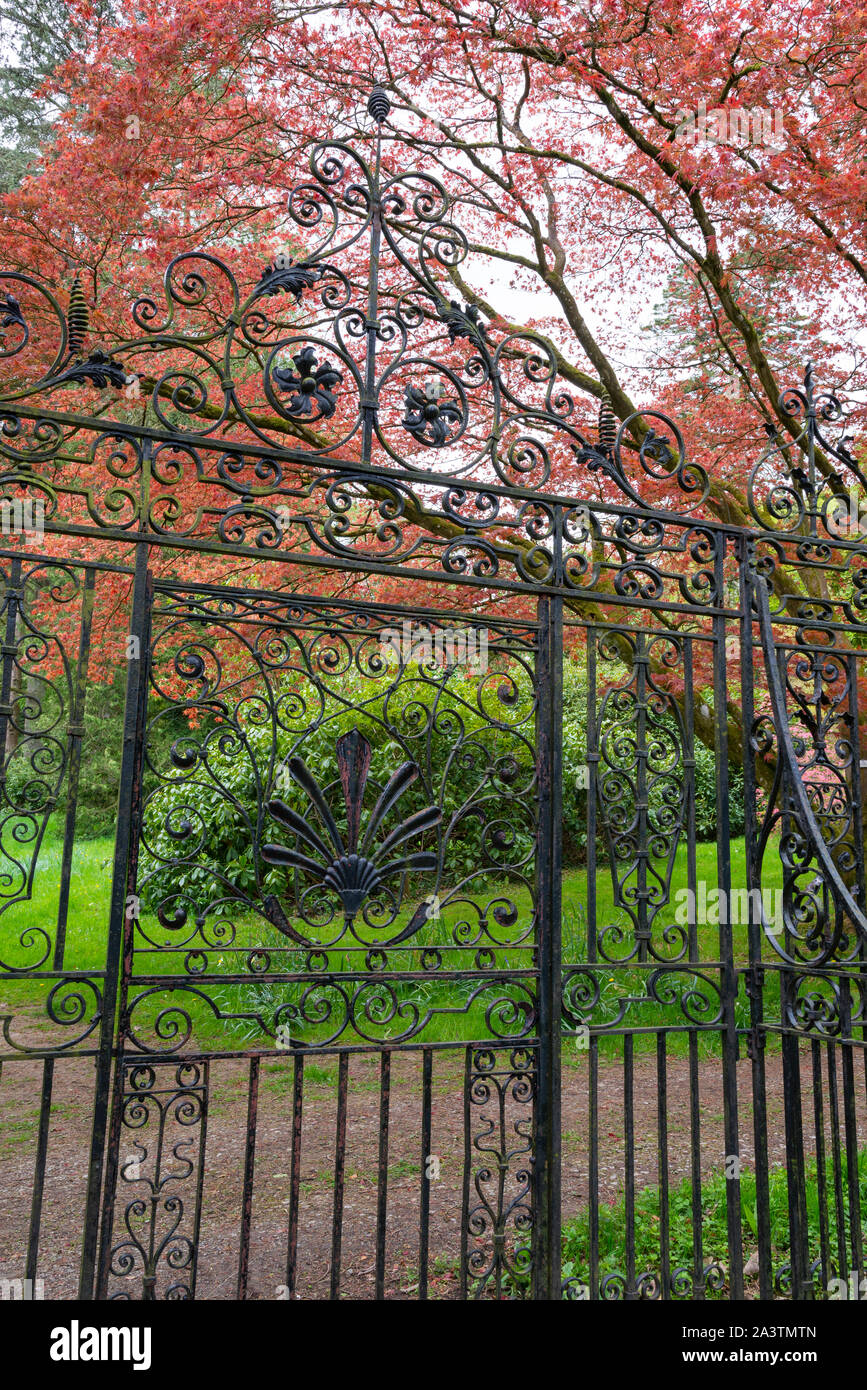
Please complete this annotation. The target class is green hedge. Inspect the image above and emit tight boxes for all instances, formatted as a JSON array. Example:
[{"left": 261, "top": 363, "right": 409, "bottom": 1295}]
[{"left": 133, "top": 657, "right": 744, "bottom": 916}]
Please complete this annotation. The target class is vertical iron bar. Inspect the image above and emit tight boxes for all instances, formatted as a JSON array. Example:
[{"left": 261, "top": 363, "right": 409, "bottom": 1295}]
[
  {"left": 827, "top": 1041, "right": 847, "bottom": 1286},
  {"left": 329, "top": 1050, "right": 349, "bottom": 1300},
  {"left": 635, "top": 636, "right": 648, "bottom": 963},
  {"left": 845, "top": 653, "right": 866, "bottom": 1290},
  {"left": 586, "top": 630, "right": 598, "bottom": 965},
  {"left": 285, "top": 1053, "right": 304, "bottom": 1299},
  {"left": 0, "top": 555, "right": 21, "bottom": 762},
  {"left": 776, "top": 637, "right": 810, "bottom": 1300},
  {"left": 839, "top": 988, "right": 862, "bottom": 1279},
  {"left": 460, "top": 1045, "right": 472, "bottom": 1299},
  {"left": 683, "top": 639, "right": 698, "bottom": 964},
  {"left": 189, "top": 1061, "right": 209, "bottom": 1301},
  {"left": 360, "top": 122, "right": 383, "bottom": 467},
  {"left": 847, "top": 652, "right": 866, "bottom": 913},
  {"left": 781, "top": 1019, "right": 809, "bottom": 1297},
  {"left": 657, "top": 1033, "right": 670, "bottom": 1300},
  {"left": 82, "top": 543, "right": 151, "bottom": 1299},
  {"left": 23, "top": 1057, "right": 54, "bottom": 1287},
  {"left": 375, "top": 1050, "right": 391, "bottom": 1300},
  {"left": 810, "top": 1039, "right": 830, "bottom": 1291},
  {"left": 589, "top": 1036, "right": 599, "bottom": 1300},
  {"left": 688, "top": 1032, "right": 704, "bottom": 1297},
  {"left": 418, "top": 1048, "right": 433, "bottom": 1301},
  {"left": 236, "top": 1055, "right": 260, "bottom": 1300},
  {"left": 535, "top": 593, "right": 563, "bottom": 1299},
  {"left": 739, "top": 562, "right": 772, "bottom": 1299},
  {"left": 624, "top": 1035, "right": 636, "bottom": 1298},
  {"left": 713, "top": 550, "right": 743, "bottom": 1300}
]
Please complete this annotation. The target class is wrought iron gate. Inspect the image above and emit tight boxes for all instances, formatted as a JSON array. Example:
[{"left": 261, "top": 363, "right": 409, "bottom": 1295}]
[
  {"left": 2, "top": 91, "right": 867, "bottom": 1301},
  {"left": 96, "top": 574, "right": 556, "bottom": 1299}
]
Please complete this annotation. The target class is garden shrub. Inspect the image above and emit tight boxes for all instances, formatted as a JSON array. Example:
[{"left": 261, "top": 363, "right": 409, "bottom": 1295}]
[
  {"left": 138, "top": 662, "right": 538, "bottom": 917},
  {"left": 136, "top": 654, "right": 744, "bottom": 916}
]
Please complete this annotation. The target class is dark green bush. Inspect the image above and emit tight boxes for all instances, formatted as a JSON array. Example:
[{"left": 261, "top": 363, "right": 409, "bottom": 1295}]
[
  {"left": 135, "top": 654, "right": 744, "bottom": 915},
  {"left": 68, "top": 679, "right": 126, "bottom": 839},
  {"left": 138, "top": 664, "right": 538, "bottom": 917}
]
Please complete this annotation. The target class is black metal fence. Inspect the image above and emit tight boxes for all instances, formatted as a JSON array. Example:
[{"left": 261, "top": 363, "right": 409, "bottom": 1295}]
[{"left": 1, "top": 94, "right": 866, "bottom": 1301}]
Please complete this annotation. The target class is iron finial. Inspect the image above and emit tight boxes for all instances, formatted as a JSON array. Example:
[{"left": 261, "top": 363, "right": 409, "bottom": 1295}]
[
  {"left": 597, "top": 387, "right": 617, "bottom": 453},
  {"left": 367, "top": 86, "right": 391, "bottom": 123},
  {"left": 66, "top": 274, "right": 89, "bottom": 357}
]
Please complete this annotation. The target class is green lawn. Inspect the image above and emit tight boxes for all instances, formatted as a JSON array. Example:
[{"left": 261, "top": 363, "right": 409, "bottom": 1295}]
[{"left": 1, "top": 818, "right": 782, "bottom": 1054}]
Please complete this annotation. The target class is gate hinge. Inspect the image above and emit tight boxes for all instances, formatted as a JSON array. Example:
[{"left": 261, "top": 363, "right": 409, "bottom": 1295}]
[
  {"left": 746, "top": 1025, "right": 767, "bottom": 1061},
  {"left": 744, "top": 965, "right": 766, "bottom": 1060},
  {"left": 744, "top": 964, "right": 765, "bottom": 998}
]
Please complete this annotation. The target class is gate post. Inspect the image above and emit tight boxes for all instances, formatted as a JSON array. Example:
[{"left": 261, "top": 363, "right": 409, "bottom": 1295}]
[
  {"left": 535, "top": 594, "right": 563, "bottom": 1299},
  {"left": 739, "top": 560, "right": 773, "bottom": 1299},
  {"left": 713, "top": 545, "right": 745, "bottom": 1299},
  {"left": 78, "top": 541, "right": 151, "bottom": 1298}
]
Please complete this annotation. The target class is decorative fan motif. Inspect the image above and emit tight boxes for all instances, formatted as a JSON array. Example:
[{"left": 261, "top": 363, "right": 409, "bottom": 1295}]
[{"left": 261, "top": 728, "right": 440, "bottom": 926}]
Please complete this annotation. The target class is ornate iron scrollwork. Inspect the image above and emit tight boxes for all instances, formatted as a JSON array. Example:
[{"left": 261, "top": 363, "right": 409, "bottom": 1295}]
[
  {"left": 753, "top": 575, "right": 867, "bottom": 967},
  {"left": 594, "top": 630, "right": 690, "bottom": 963},
  {"left": 105, "top": 1062, "right": 208, "bottom": 1300},
  {"left": 0, "top": 117, "right": 715, "bottom": 579}
]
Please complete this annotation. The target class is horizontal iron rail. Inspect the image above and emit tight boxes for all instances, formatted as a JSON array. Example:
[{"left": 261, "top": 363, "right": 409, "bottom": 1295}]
[{"left": 0, "top": 401, "right": 790, "bottom": 529}]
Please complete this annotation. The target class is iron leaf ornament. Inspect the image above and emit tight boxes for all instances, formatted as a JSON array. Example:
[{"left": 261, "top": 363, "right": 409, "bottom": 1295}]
[
  {"left": 0, "top": 294, "right": 25, "bottom": 332},
  {"left": 439, "top": 298, "right": 489, "bottom": 348},
  {"left": 254, "top": 255, "right": 322, "bottom": 302},
  {"left": 55, "top": 349, "right": 129, "bottom": 390}
]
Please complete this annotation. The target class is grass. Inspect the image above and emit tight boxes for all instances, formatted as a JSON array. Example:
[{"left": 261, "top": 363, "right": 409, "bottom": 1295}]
[
  {"left": 557, "top": 1149, "right": 867, "bottom": 1299},
  {"left": 1, "top": 815, "right": 782, "bottom": 1054}
]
